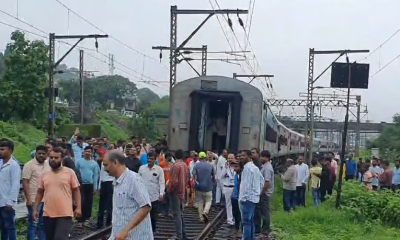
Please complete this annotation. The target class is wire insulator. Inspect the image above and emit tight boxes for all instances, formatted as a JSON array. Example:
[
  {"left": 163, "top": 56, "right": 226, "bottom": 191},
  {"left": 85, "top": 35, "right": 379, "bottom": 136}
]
[
  {"left": 159, "top": 50, "right": 162, "bottom": 62},
  {"left": 227, "top": 14, "right": 233, "bottom": 30},
  {"left": 95, "top": 38, "right": 99, "bottom": 52},
  {"left": 238, "top": 17, "right": 244, "bottom": 28},
  {"left": 182, "top": 50, "right": 192, "bottom": 55}
]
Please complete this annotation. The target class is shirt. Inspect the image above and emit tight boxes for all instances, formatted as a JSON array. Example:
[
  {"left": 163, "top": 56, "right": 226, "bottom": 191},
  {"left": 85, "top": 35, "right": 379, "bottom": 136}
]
[
  {"left": 125, "top": 157, "right": 142, "bottom": 173},
  {"left": 22, "top": 158, "right": 51, "bottom": 203},
  {"left": 282, "top": 165, "right": 297, "bottom": 190},
  {"left": 69, "top": 135, "right": 88, "bottom": 159},
  {"left": 193, "top": 160, "right": 215, "bottom": 192},
  {"left": 261, "top": 161, "right": 274, "bottom": 196},
  {"left": 158, "top": 160, "right": 172, "bottom": 182},
  {"left": 309, "top": 166, "right": 322, "bottom": 189},
  {"left": 109, "top": 169, "right": 153, "bottom": 240},
  {"left": 138, "top": 164, "right": 165, "bottom": 202},
  {"left": 220, "top": 163, "right": 235, "bottom": 187},
  {"left": 216, "top": 156, "right": 226, "bottom": 180},
  {"left": 369, "top": 166, "right": 383, "bottom": 186},
  {"left": 167, "top": 161, "right": 189, "bottom": 200},
  {"left": 239, "top": 161, "right": 264, "bottom": 203},
  {"left": 75, "top": 158, "right": 100, "bottom": 190},
  {"left": 0, "top": 158, "right": 21, "bottom": 208},
  {"left": 295, "top": 163, "right": 309, "bottom": 186},
  {"left": 392, "top": 167, "right": 400, "bottom": 185},
  {"left": 38, "top": 167, "right": 80, "bottom": 217},
  {"left": 232, "top": 174, "right": 240, "bottom": 199}
]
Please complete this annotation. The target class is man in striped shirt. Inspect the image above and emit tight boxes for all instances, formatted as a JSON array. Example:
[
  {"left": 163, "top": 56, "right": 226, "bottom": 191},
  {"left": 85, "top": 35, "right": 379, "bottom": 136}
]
[
  {"left": 239, "top": 149, "right": 264, "bottom": 240},
  {"left": 103, "top": 150, "right": 153, "bottom": 240}
]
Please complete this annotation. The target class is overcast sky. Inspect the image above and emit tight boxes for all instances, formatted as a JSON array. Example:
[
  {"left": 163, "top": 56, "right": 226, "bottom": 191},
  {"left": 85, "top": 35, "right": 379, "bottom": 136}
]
[{"left": 1, "top": 0, "right": 399, "bottom": 122}]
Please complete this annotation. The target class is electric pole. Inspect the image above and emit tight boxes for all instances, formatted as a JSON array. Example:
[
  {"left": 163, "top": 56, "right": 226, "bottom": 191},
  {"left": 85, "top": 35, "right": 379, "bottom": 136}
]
[
  {"left": 79, "top": 50, "right": 84, "bottom": 125},
  {"left": 355, "top": 95, "right": 361, "bottom": 157},
  {"left": 108, "top": 54, "right": 115, "bottom": 75},
  {"left": 233, "top": 73, "right": 274, "bottom": 84},
  {"left": 153, "top": 6, "right": 248, "bottom": 144},
  {"left": 304, "top": 48, "right": 369, "bottom": 164},
  {"left": 48, "top": 33, "right": 108, "bottom": 138}
]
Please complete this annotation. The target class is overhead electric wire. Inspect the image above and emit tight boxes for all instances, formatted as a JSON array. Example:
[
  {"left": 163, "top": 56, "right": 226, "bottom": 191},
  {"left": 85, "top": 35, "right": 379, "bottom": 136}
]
[
  {"left": 0, "top": 10, "right": 165, "bottom": 90},
  {"left": 244, "top": 0, "right": 256, "bottom": 50},
  {"left": 210, "top": 0, "right": 273, "bottom": 96},
  {"left": 53, "top": 0, "right": 170, "bottom": 71},
  {"left": 358, "top": 28, "right": 400, "bottom": 63},
  {"left": 369, "top": 53, "right": 400, "bottom": 78}
]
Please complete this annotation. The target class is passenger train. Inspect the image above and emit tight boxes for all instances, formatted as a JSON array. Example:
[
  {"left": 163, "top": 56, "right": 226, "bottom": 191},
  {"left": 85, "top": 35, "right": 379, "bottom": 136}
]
[{"left": 169, "top": 75, "right": 339, "bottom": 157}]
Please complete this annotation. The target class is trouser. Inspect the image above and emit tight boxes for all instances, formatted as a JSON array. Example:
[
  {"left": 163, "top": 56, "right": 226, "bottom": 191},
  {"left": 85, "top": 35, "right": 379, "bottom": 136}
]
[
  {"left": 295, "top": 185, "right": 306, "bottom": 206},
  {"left": 222, "top": 186, "right": 234, "bottom": 225},
  {"left": 254, "top": 202, "right": 261, "bottom": 234},
  {"left": 259, "top": 194, "right": 271, "bottom": 233},
  {"left": 283, "top": 189, "right": 296, "bottom": 212},
  {"left": 196, "top": 191, "right": 212, "bottom": 219},
  {"left": 345, "top": 174, "right": 355, "bottom": 181},
  {"left": 79, "top": 184, "right": 94, "bottom": 222},
  {"left": 0, "top": 206, "right": 16, "bottom": 240},
  {"left": 162, "top": 192, "right": 170, "bottom": 215},
  {"left": 170, "top": 193, "right": 187, "bottom": 239},
  {"left": 311, "top": 188, "right": 320, "bottom": 206},
  {"left": 97, "top": 181, "right": 113, "bottom": 227},
  {"left": 392, "top": 184, "right": 400, "bottom": 192},
  {"left": 27, "top": 202, "right": 45, "bottom": 240},
  {"left": 215, "top": 180, "right": 223, "bottom": 204},
  {"left": 43, "top": 217, "right": 72, "bottom": 240},
  {"left": 240, "top": 200, "right": 256, "bottom": 240},
  {"left": 150, "top": 201, "right": 159, "bottom": 232},
  {"left": 231, "top": 198, "right": 241, "bottom": 231}
]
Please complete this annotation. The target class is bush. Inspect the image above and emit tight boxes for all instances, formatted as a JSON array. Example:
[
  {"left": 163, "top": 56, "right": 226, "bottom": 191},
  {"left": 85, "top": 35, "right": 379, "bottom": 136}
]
[
  {"left": 271, "top": 177, "right": 400, "bottom": 240},
  {"left": 327, "top": 181, "right": 400, "bottom": 226}
]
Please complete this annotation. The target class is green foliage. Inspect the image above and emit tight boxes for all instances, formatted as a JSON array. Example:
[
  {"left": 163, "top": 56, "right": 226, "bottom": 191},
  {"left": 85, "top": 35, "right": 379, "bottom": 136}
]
[
  {"left": 128, "top": 108, "right": 160, "bottom": 142},
  {"left": 58, "top": 75, "right": 138, "bottom": 108},
  {"left": 136, "top": 87, "right": 160, "bottom": 108},
  {"left": 368, "top": 113, "right": 400, "bottom": 159},
  {"left": 150, "top": 95, "right": 169, "bottom": 115},
  {"left": 57, "top": 124, "right": 101, "bottom": 138},
  {"left": 272, "top": 177, "right": 400, "bottom": 240},
  {"left": 94, "top": 111, "right": 130, "bottom": 142},
  {"left": 326, "top": 181, "right": 400, "bottom": 226},
  {"left": 0, "top": 31, "right": 48, "bottom": 127},
  {"left": 0, "top": 121, "right": 46, "bottom": 163}
]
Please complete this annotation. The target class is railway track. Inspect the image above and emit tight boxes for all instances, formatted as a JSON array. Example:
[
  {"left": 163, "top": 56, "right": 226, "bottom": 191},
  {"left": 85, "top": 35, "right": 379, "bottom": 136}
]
[{"left": 77, "top": 206, "right": 226, "bottom": 240}]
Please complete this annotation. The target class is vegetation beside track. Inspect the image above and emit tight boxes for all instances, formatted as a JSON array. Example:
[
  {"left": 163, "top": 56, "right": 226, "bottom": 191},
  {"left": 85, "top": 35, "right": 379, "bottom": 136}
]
[{"left": 271, "top": 177, "right": 400, "bottom": 240}]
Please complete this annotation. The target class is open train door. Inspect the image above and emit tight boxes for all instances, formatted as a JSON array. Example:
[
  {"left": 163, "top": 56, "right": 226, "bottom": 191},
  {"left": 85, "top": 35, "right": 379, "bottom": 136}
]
[{"left": 225, "top": 102, "right": 232, "bottom": 148}]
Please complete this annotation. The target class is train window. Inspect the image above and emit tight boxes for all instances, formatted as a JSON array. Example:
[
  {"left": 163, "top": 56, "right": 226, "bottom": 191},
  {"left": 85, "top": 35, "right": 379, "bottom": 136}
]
[
  {"left": 265, "top": 124, "right": 277, "bottom": 143},
  {"left": 201, "top": 80, "right": 218, "bottom": 90}
]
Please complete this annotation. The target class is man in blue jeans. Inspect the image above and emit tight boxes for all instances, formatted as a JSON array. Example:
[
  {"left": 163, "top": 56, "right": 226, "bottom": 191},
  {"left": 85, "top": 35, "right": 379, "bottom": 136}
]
[
  {"left": 238, "top": 150, "right": 264, "bottom": 240},
  {"left": 0, "top": 140, "right": 21, "bottom": 240},
  {"left": 22, "top": 145, "right": 50, "bottom": 240}
]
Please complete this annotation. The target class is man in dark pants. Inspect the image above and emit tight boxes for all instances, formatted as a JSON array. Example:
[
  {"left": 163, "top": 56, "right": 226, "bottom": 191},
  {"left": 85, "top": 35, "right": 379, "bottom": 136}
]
[
  {"left": 259, "top": 150, "right": 274, "bottom": 237},
  {"left": 75, "top": 146, "right": 100, "bottom": 227},
  {"left": 97, "top": 152, "right": 114, "bottom": 229}
]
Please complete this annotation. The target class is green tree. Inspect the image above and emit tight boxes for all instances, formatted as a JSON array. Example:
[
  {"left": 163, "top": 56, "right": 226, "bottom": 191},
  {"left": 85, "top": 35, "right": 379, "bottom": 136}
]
[
  {"left": 137, "top": 88, "right": 160, "bottom": 107},
  {"left": 0, "top": 31, "right": 48, "bottom": 126},
  {"left": 149, "top": 95, "right": 169, "bottom": 115},
  {"left": 0, "top": 52, "right": 5, "bottom": 76},
  {"left": 128, "top": 107, "right": 159, "bottom": 141},
  {"left": 58, "top": 75, "right": 137, "bottom": 108},
  {"left": 369, "top": 113, "right": 400, "bottom": 159}
]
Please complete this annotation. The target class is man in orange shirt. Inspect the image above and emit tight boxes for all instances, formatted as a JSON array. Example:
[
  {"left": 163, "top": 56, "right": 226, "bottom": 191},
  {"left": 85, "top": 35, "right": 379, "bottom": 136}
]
[
  {"left": 33, "top": 148, "right": 81, "bottom": 240},
  {"left": 158, "top": 152, "right": 173, "bottom": 217}
]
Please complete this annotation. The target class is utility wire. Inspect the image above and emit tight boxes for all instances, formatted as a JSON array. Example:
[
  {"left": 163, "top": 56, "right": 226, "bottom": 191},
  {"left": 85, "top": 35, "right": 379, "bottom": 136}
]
[
  {"left": 53, "top": 0, "right": 170, "bottom": 71},
  {"left": 0, "top": 10, "right": 162, "bottom": 87},
  {"left": 369, "top": 53, "right": 400, "bottom": 78}
]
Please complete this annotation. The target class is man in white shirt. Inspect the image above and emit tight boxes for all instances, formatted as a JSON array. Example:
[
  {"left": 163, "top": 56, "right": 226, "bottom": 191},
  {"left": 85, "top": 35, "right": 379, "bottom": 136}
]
[
  {"left": 295, "top": 156, "right": 309, "bottom": 207},
  {"left": 215, "top": 150, "right": 228, "bottom": 205},
  {"left": 220, "top": 153, "right": 235, "bottom": 226},
  {"left": 138, "top": 151, "right": 165, "bottom": 232}
]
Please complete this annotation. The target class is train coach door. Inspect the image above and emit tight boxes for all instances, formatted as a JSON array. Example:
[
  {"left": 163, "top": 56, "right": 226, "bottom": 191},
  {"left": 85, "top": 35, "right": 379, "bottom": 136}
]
[
  {"left": 198, "top": 101, "right": 207, "bottom": 150},
  {"left": 225, "top": 102, "right": 232, "bottom": 149}
]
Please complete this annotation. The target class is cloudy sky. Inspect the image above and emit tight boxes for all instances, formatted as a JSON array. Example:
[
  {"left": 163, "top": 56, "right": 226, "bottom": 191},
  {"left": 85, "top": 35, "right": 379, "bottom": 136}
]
[{"left": 1, "top": 0, "right": 399, "bottom": 122}]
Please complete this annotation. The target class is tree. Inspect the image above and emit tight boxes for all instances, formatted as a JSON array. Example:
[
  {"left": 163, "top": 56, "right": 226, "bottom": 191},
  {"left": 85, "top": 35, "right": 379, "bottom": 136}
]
[
  {"left": 0, "top": 52, "right": 5, "bottom": 76},
  {"left": 137, "top": 88, "right": 160, "bottom": 107},
  {"left": 369, "top": 113, "right": 400, "bottom": 159},
  {"left": 150, "top": 96, "right": 169, "bottom": 115},
  {"left": 127, "top": 107, "right": 159, "bottom": 141},
  {"left": 58, "top": 75, "right": 138, "bottom": 108},
  {"left": 0, "top": 31, "right": 48, "bottom": 126}
]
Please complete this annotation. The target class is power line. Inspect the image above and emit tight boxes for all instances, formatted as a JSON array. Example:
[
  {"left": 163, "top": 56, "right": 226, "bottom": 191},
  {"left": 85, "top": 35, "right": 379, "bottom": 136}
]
[
  {"left": 0, "top": 9, "right": 163, "bottom": 87},
  {"left": 370, "top": 53, "right": 400, "bottom": 78},
  {"left": 244, "top": 0, "right": 256, "bottom": 50},
  {"left": 358, "top": 28, "right": 400, "bottom": 62},
  {"left": 53, "top": 0, "right": 170, "bottom": 70}
]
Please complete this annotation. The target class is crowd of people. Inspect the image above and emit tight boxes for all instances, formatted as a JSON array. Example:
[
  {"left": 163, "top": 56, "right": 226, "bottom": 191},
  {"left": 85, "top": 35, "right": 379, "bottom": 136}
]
[
  {"left": 0, "top": 125, "right": 280, "bottom": 240},
  {"left": 5, "top": 127, "right": 396, "bottom": 240}
]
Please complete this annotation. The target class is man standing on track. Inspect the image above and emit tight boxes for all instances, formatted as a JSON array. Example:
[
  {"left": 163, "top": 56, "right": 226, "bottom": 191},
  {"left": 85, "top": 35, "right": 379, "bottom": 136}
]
[
  {"left": 22, "top": 145, "right": 50, "bottom": 240},
  {"left": 103, "top": 150, "right": 153, "bottom": 240},
  {"left": 34, "top": 148, "right": 81, "bottom": 240},
  {"left": 167, "top": 149, "right": 188, "bottom": 240},
  {"left": 139, "top": 151, "right": 165, "bottom": 232}
]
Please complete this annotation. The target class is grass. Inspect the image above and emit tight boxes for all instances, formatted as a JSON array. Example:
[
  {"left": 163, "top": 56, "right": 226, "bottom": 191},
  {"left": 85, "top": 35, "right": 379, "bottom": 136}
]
[{"left": 271, "top": 177, "right": 400, "bottom": 240}]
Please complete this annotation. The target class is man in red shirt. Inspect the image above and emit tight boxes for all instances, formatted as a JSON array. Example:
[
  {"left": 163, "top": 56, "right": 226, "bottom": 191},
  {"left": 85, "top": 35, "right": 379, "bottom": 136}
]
[{"left": 167, "top": 149, "right": 188, "bottom": 240}]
